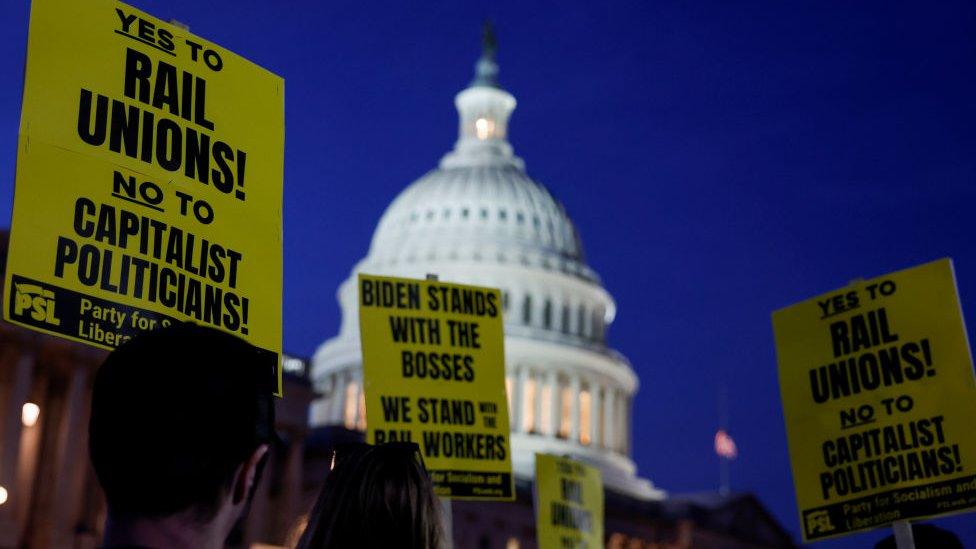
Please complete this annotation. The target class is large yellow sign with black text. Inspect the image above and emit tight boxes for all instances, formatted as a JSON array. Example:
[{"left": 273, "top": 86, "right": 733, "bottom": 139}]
[
  {"left": 358, "top": 274, "right": 514, "bottom": 500},
  {"left": 773, "top": 259, "right": 976, "bottom": 541},
  {"left": 4, "top": 0, "right": 284, "bottom": 392},
  {"left": 535, "top": 454, "right": 604, "bottom": 549}
]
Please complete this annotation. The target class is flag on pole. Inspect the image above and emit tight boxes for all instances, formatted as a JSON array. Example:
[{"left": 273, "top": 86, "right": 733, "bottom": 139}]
[{"left": 715, "top": 429, "right": 737, "bottom": 459}]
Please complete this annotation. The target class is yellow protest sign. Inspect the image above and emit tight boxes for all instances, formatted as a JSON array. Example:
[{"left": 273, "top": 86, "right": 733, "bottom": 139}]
[
  {"left": 358, "top": 274, "right": 514, "bottom": 500},
  {"left": 4, "top": 0, "right": 284, "bottom": 392},
  {"left": 772, "top": 258, "right": 976, "bottom": 541},
  {"left": 534, "top": 454, "right": 604, "bottom": 549}
]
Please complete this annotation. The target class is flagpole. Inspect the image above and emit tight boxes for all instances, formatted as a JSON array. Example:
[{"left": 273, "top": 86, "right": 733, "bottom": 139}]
[{"left": 719, "top": 385, "right": 729, "bottom": 496}]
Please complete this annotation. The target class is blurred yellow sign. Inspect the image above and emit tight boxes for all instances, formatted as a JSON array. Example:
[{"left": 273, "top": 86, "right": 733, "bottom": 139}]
[
  {"left": 358, "top": 274, "right": 514, "bottom": 500},
  {"left": 3, "top": 0, "right": 284, "bottom": 393},
  {"left": 773, "top": 258, "right": 976, "bottom": 541},
  {"left": 535, "top": 453, "right": 604, "bottom": 549}
]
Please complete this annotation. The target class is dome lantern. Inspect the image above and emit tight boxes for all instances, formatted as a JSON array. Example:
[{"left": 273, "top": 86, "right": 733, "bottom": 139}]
[{"left": 442, "top": 22, "right": 522, "bottom": 170}]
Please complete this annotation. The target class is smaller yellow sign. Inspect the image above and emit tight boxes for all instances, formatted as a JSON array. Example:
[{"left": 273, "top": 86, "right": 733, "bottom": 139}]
[
  {"left": 358, "top": 274, "right": 514, "bottom": 500},
  {"left": 535, "top": 454, "right": 604, "bottom": 549},
  {"left": 773, "top": 258, "right": 976, "bottom": 541}
]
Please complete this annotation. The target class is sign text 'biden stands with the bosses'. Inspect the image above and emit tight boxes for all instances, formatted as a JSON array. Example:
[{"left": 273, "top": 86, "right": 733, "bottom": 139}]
[
  {"left": 358, "top": 274, "right": 514, "bottom": 500},
  {"left": 773, "top": 259, "right": 976, "bottom": 542},
  {"left": 4, "top": 0, "right": 284, "bottom": 390}
]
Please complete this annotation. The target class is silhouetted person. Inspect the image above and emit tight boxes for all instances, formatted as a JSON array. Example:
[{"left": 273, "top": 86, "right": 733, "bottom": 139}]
[
  {"left": 298, "top": 442, "right": 443, "bottom": 549},
  {"left": 89, "top": 322, "right": 277, "bottom": 549}
]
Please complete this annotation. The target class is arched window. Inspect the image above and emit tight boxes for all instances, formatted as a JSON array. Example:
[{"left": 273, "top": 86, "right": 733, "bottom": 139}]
[
  {"left": 577, "top": 304, "right": 587, "bottom": 337},
  {"left": 561, "top": 304, "right": 570, "bottom": 334},
  {"left": 543, "top": 299, "right": 553, "bottom": 330},
  {"left": 522, "top": 295, "right": 532, "bottom": 325}
]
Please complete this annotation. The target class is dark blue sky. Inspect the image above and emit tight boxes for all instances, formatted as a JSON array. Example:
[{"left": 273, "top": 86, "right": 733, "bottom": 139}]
[{"left": 2, "top": 0, "right": 975, "bottom": 545}]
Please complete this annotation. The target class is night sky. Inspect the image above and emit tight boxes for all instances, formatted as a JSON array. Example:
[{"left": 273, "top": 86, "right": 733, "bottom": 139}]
[{"left": 2, "top": 0, "right": 976, "bottom": 546}]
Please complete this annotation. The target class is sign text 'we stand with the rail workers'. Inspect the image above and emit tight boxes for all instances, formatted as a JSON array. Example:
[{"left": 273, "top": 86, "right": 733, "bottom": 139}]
[{"left": 358, "top": 274, "right": 514, "bottom": 500}]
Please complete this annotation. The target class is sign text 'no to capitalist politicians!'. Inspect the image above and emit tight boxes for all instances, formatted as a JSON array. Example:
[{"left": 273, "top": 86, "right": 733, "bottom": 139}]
[
  {"left": 535, "top": 454, "right": 604, "bottom": 549},
  {"left": 772, "top": 259, "right": 976, "bottom": 541},
  {"left": 4, "top": 0, "right": 285, "bottom": 392},
  {"left": 358, "top": 274, "right": 514, "bottom": 500}
]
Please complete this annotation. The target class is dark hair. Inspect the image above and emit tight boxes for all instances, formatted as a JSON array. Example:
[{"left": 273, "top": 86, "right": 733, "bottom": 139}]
[
  {"left": 298, "top": 443, "right": 442, "bottom": 549},
  {"left": 89, "top": 322, "right": 277, "bottom": 521}
]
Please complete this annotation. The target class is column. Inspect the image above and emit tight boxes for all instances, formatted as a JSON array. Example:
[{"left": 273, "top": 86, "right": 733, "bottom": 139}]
[
  {"left": 603, "top": 388, "right": 616, "bottom": 451},
  {"left": 589, "top": 382, "right": 601, "bottom": 447},
  {"left": 50, "top": 367, "right": 92, "bottom": 548},
  {"left": 567, "top": 301, "right": 579, "bottom": 336},
  {"left": 354, "top": 372, "right": 366, "bottom": 431},
  {"left": 329, "top": 371, "right": 346, "bottom": 426},
  {"left": 513, "top": 365, "right": 527, "bottom": 434},
  {"left": 569, "top": 374, "right": 580, "bottom": 443},
  {"left": 546, "top": 370, "right": 559, "bottom": 437},
  {"left": 534, "top": 296, "right": 547, "bottom": 330},
  {"left": 243, "top": 449, "right": 273, "bottom": 545},
  {"left": 617, "top": 394, "right": 628, "bottom": 454},
  {"left": 0, "top": 353, "right": 33, "bottom": 546},
  {"left": 277, "top": 433, "right": 306, "bottom": 540}
]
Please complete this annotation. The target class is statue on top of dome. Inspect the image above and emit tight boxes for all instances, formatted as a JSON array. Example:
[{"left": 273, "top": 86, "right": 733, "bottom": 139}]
[{"left": 471, "top": 21, "right": 500, "bottom": 89}]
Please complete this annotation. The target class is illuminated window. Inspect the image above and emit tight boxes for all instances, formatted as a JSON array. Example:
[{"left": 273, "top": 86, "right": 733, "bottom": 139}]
[
  {"left": 357, "top": 390, "right": 367, "bottom": 431},
  {"left": 344, "top": 381, "right": 359, "bottom": 429},
  {"left": 558, "top": 386, "right": 572, "bottom": 439},
  {"left": 506, "top": 537, "right": 520, "bottom": 549},
  {"left": 475, "top": 117, "right": 495, "bottom": 140},
  {"left": 597, "top": 390, "right": 606, "bottom": 448},
  {"left": 580, "top": 390, "right": 592, "bottom": 445},
  {"left": 540, "top": 383, "right": 553, "bottom": 435},
  {"left": 522, "top": 377, "right": 536, "bottom": 433}
]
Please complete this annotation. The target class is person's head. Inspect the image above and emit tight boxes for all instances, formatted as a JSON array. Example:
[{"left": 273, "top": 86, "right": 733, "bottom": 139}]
[
  {"left": 298, "top": 442, "right": 442, "bottom": 549},
  {"left": 89, "top": 322, "right": 277, "bottom": 544}
]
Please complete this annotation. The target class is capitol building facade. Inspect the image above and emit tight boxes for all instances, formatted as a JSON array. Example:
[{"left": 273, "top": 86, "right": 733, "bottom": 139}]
[{"left": 309, "top": 32, "right": 662, "bottom": 501}]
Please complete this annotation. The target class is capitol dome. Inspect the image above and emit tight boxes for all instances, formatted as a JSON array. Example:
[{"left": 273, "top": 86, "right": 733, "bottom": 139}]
[{"left": 310, "top": 27, "right": 663, "bottom": 500}]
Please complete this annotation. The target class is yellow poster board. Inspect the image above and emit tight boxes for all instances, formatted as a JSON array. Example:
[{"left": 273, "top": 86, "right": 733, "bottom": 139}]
[
  {"left": 4, "top": 0, "right": 284, "bottom": 393},
  {"left": 358, "top": 274, "right": 514, "bottom": 500},
  {"left": 535, "top": 453, "right": 604, "bottom": 549},
  {"left": 772, "top": 258, "right": 976, "bottom": 541}
]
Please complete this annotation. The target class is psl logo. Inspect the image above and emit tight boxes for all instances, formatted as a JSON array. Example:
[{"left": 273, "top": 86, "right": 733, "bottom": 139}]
[
  {"left": 13, "top": 283, "right": 61, "bottom": 326},
  {"left": 805, "top": 510, "right": 835, "bottom": 536}
]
